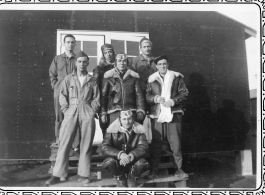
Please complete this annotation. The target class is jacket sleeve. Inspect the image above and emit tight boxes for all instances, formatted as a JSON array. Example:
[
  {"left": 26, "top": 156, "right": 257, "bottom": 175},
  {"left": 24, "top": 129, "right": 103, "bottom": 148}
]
[
  {"left": 92, "top": 79, "right": 100, "bottom": 109},
  {"left": 146, "top": 83, "right": 157, "bottom": 106},
  {"left": 101, "top": 133, "right": 121, "bottom": 159},
  {"left": 100, "top": 78, "right": 110, "bottom": 116},
  {"left": 129, "top": 134, "right": 149, "bottom": 161},
  {"left": 135, "top": 79, "right": 146, "bottom": 114},
  {"left": 172, "top": 77, "right": 189, "bottom": 105},
  {"left": 49, "top": 57, "right": 58, "bottom": 90},
  {"left": 128, "top": 57, "right": 137, "bottom": 72},
  {"left": 59, "top": 77, "right": 69, "bottom": 113}
]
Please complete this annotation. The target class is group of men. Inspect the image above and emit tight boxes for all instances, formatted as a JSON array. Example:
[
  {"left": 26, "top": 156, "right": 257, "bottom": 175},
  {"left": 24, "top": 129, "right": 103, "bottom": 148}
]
[{"left": 46, "top": 34, "right": 189, "bottom": 187}]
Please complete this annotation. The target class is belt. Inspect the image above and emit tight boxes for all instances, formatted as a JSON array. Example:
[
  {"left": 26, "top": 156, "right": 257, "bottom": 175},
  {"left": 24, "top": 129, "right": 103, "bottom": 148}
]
[{"left": 69, "top": 99, "right": 91, "bottom": 105}]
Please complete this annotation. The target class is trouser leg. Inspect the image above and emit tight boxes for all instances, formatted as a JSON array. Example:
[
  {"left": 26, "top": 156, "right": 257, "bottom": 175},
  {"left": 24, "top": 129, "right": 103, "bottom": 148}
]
[
  {"left": 53, "top": 111, "right": 78, "bottom": 178},
  {"left": 102, "top": 157, "right": 125, "bottom": 176},
  {"left": 72, "top": 127, "right": 80, "bottom": 149},
  {"left": 167, "top": 114, "right": 183, "bottom": 169},
  {"left": 99, "top": 119, "right": 108, "bottom": 138},
  {"left": 149, "top": 119, "right": 163, "bottom": 170},
  {"left": 130, "top": 158, "right": 149, "bottom": 178},
  {"left": 54, "top": 96, "right": 64, "bottom": 140},
  {"left": 77, "top": 111, "right": 96, "bottom": 177}
]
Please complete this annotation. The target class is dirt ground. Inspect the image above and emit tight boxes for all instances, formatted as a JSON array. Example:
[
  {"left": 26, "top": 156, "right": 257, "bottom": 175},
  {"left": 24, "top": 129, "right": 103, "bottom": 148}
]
[{"left": 0, "top": 152, "right": 257, "bottom": 189}]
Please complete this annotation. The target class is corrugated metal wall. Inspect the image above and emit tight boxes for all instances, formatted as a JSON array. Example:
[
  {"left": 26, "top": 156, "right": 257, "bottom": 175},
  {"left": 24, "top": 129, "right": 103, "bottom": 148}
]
[{"left": 0, "top": 10, "right": 251, "bottom": 159}]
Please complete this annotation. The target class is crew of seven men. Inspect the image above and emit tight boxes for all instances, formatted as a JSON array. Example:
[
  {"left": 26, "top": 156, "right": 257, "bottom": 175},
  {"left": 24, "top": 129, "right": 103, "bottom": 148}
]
[{"left": 46, "top": 34, "right": 189, "bottom": 187}]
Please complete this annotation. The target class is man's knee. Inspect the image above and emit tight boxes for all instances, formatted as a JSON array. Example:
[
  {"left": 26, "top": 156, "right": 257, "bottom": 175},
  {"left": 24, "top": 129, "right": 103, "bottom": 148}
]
[
  {"left": 130, "top": 158, "right": 149, "bottom": 177},
  {"left": 102, "top": 157, "right": 116, "bottom": 168}
]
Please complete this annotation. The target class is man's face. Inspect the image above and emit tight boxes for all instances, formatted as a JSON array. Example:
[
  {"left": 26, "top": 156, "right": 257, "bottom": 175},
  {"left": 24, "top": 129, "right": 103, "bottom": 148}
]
[
  {"left": 156, "top": 59, "right": 168, "bottom": 75},
  {"left": 140, "top": 42, "right": 152, "bottom": 56},
  {"left": 64, "top": 37, "right": 76, "bottom": 52},
  {"left": 120, "top": 116, "right": 133, "bottom": 129},
  {"left": 116, "top": 59, "right": 127, "bottom": 72},
  {"left": 75, "top": 57, "right": 89, "bottom": 72},
  {"left": 103, "top": 50, "right": 114, "bottom": 62}
]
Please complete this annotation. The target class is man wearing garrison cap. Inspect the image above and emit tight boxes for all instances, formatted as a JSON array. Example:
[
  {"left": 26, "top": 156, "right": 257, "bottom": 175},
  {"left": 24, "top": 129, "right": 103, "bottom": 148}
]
[
  {"left": 101, "top": 109, "right": 149, "bottom": 187},
  {"left": 129, "top": 37, "right": 157, "bottom": 96},
  {"left": 146, "top": 55, "right": 189, "bottom": 179},
  {"left": 93, "top": 44, "right": 115, "bottom": 136},
  {"left": 46, "top": 51, "right": 100, "bottom": 186}
]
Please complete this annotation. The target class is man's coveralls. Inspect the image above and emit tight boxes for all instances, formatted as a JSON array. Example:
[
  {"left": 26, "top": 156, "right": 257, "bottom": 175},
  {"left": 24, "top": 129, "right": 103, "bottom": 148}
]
[{"left": 52, "top": 71, "right": 100, "bottom": 178}]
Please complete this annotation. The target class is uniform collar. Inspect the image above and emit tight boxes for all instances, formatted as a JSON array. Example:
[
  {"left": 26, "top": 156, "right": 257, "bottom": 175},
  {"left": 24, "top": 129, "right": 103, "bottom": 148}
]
[{"left": 62, "top": 52, "right": 75, "bottom": 59}]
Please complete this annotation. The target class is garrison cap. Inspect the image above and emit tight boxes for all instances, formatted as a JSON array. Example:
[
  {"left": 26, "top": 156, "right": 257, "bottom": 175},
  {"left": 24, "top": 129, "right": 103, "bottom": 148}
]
[
  {"left": 139, "top": 37, "right": 152, "bottom": 47},
  {"left": 75, "top": 51, "right": 89, "bottom": 61},
  {"left": 120, "top": 109, "right": 133, "bottom": 118},
  {"left": 154, "top": 55, "right": 168, "bottom": 64}
]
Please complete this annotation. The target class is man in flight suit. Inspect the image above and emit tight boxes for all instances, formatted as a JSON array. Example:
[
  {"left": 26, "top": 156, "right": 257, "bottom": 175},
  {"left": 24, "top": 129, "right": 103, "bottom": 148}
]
[
  {"left": 93, "top": 44, "right": 115, "bottom": 137},
  {"left": 45, "top": 51, "right": 100, "bottom": 186}
]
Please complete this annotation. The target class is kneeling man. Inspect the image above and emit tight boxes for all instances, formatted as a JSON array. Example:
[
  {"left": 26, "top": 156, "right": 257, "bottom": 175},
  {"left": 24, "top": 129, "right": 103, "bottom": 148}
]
[{"left": 102, "top": 110, "right": 149, "bottom": 187}]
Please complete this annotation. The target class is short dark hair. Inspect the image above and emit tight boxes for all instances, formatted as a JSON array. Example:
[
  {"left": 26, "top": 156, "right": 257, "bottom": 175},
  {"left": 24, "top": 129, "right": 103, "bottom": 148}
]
[{"left": 64, "top": 34, "right": 76, "bottom": 43}]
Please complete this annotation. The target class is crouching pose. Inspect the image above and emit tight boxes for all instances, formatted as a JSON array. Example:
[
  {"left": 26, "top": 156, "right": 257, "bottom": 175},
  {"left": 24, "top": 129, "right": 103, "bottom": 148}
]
[{"left": 101, "top": 110, "right": 149, "bottom": 187}]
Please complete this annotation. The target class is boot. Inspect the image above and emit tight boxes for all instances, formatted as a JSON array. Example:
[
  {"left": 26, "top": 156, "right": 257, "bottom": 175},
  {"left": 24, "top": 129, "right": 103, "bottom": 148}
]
[
  {"left": 114, "top": 174, "right": 127, "bottom": 187},
  {"left": 146, "top": 169, "right": 157, "bottom": 180},
  {"left": 175, "top": 168, "right": 189, "bottom": 178},
  {"left": 127, "top": 173, "right": 137, "bottom": 187},
  {"left": 78, "top": 176, "right": 91, "bottom": 186},
  {"left": 45, "top": 176, "right": 60, "bottom": 186}
]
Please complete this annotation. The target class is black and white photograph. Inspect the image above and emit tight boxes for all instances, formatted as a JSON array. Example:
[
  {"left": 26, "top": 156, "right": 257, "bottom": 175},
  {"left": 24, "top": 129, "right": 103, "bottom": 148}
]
[{"left": 0, "top": 3, "right": 261, "bottom": 190}]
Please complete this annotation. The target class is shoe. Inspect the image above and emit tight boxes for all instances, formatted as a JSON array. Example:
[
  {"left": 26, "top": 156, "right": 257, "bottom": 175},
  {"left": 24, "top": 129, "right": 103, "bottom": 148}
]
[
  {"left": 78, "top": 176, "right": 91, "bottom": 186},
  {"left": 146, "top": 169, "right": 157, "bottom": 180},
  {"left": 60, "top": 177, "right": 66, "bottom": 182},
  {"left": 45, "top": 176, "right": 60, "bottom": 186},
  {"left": 115, "top": 175, "right": 127, "bottom": 187},
  {"left": 175, "top": 168, "right": 189, "bottom": 178},
  {"left": 127, "top": 174, "right": 137, "bottom": 187}
]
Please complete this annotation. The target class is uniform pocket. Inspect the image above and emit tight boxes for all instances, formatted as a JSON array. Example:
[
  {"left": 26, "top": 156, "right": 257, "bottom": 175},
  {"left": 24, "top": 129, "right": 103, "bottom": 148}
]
[{"left": 69, "top": 86, "right": 76, "bottom": 98}]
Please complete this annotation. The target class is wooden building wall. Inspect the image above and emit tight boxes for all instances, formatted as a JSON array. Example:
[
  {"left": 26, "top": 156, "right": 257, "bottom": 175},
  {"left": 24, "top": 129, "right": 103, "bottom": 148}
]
[{"left": 0, "top": 10, "right": 251, "bottom": 159}]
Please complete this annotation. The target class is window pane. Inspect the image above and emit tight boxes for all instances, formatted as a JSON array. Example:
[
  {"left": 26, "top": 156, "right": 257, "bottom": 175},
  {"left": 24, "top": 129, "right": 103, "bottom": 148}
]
[
  {"left": 74, "top": 41, "right": 81, "bottom": 54},
  {"left": 127, "top": 41, "right": 139, "bottom": 56},
  {"left": 84, "top": 41, "right": 97, "bottom": 56},
  {"left": 111, "top": 40, "right": 125, "bottom": 54},
  {"left": 87, "top": 57, "right": 97, "bottom": 72}
]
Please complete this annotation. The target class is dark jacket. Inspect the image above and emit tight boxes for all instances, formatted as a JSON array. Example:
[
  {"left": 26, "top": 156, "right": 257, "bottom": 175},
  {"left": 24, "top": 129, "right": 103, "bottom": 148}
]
[
  {"left": 146, "top": 70, "right": 189, "bottom": 118},
  {"left": 100, "top": 68, "right": 146, "bottom": 116},
  {"left": 93, "top": 57, "right": 115, "bottom": 92},
  {"left": 129, "top": 54, "right": 157, "bottom": 93},
  {"left": 102, "top": 119, "right": 149, "bottom": 161}
]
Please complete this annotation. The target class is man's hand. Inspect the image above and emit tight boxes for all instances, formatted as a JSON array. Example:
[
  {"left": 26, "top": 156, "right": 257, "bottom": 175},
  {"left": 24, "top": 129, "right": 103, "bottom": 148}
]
[
  {"left": 137, "top": 112, "right": 145, "bottom": 122},
  {"left": 156, "top": 96, "right": 165, "bottom": 104},
  {"left": 163, "top": 99, "right": 175, "bottom": 108},
  {"left": 119, "top": 153, "right": 131, "bottom": 166},
  {"left": 101, "top": 115, "right": 108, "bottom": 124},
  {"left": 91, "top": 101, "right": 100, "bottom": 112},
  {"left": 128, "top": 153, "right": 134, "bottom": 162}
]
